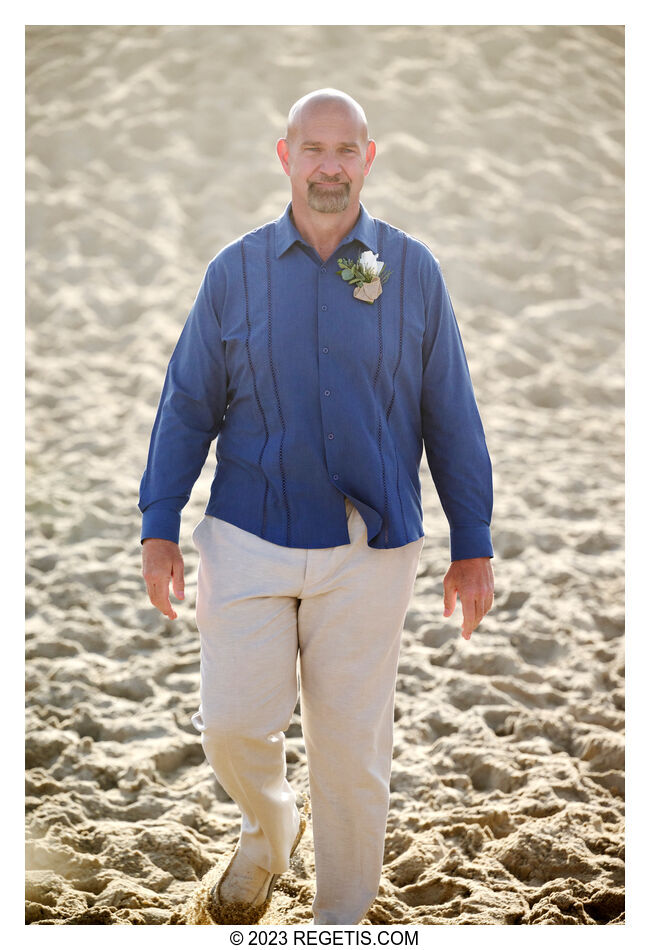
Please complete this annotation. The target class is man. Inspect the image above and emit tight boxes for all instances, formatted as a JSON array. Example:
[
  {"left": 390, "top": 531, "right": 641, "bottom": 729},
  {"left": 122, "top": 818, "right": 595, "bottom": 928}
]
[{"left": 139, "top": 88, "right": 494, "bottom": 926}]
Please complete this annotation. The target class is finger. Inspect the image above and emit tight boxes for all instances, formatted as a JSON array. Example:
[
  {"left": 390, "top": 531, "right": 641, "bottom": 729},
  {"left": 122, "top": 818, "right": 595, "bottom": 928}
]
[
  {"left": 171, "top": 556, "right": 185, "bottom": 601},
  {"left": 477, "top": 590, "right": 494, "bottom": 625},
  {"left": 472, "top": 597, "right": 486, "bottom": 628},
  {"left": 149, "top": 580, "right": 177, "bottom": 620},
  {"left": 461, "top": 597, "right": 477, "bottom": 640},
  {"left": 443, "top": 585, "right": 457, "bottom": 618},
  {"left": 479, "top": 593, "right": 493, "bottom": 621}
]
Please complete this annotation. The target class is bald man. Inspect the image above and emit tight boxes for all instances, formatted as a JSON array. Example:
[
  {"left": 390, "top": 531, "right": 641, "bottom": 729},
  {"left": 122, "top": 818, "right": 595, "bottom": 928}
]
[{"left": 139, "top": 88, "right": 494, "bottom": 925}]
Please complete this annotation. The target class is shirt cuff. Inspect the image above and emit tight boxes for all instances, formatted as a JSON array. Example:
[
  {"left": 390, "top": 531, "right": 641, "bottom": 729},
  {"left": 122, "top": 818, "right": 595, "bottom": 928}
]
[
  {"left": 450, "top": 524, "right": 494, "bottom": 561},
  {"left": 141, "top": 507, "right": 182, "bottom": 545}
]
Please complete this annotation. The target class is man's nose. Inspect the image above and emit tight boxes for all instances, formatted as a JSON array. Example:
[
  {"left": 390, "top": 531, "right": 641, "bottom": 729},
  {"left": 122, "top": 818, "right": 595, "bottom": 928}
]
[{"left": 318, "top": 152, "right": 343, "bottom": 176}]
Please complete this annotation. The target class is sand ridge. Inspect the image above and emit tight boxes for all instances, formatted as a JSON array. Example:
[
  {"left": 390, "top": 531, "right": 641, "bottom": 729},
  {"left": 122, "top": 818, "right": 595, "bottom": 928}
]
[{"left": 26, "top": 25, "right": 624, "bottom": 925}]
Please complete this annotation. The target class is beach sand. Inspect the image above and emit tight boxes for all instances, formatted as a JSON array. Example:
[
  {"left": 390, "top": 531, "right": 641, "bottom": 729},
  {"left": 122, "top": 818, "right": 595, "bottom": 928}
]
[{"left": 25, "top": 25, "right": 624, "bottom": 925}]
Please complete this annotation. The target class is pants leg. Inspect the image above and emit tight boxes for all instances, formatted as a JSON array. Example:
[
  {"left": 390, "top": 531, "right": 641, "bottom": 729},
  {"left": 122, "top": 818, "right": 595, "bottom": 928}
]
[
  {"left": 298, "top": 500, "right": 424, "bottom": 924},
  {"left": 190, "top": 515, "right": 304, "bottom": 873}
]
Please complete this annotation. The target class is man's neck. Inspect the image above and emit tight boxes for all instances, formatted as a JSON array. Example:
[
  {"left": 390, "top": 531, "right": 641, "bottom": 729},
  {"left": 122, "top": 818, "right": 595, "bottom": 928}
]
[{"left": 290, "top": 198, "right": 361, "bottom": 263}]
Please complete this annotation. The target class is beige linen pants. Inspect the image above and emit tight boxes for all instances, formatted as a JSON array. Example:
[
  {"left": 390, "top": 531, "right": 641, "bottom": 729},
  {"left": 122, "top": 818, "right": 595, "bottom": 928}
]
[{"left": 190, "top": 498, "right": 424, "bottom": 925}]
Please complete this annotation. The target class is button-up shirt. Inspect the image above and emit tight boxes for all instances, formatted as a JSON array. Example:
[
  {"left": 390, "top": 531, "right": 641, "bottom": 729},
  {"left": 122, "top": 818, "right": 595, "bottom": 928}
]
[{"left": 138, "top": 202, "right": 493, "bottom": 560}]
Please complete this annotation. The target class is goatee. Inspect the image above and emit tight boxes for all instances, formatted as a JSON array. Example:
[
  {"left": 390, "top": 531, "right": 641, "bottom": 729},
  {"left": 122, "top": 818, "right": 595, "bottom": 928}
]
[{"left": 307, "top": 181, "right": 350, "bottom": 214}]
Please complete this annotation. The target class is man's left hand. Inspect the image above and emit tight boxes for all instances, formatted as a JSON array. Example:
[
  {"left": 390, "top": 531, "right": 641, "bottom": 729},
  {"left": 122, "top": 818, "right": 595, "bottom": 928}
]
[{"left": 443, "top": 557, "right": 494, "bottom": 641}]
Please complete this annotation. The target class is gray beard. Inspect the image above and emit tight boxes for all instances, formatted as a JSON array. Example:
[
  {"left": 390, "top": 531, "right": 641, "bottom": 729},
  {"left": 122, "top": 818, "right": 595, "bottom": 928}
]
[{"left": 307, "top": 181, "right": 350, "bottom": 213}]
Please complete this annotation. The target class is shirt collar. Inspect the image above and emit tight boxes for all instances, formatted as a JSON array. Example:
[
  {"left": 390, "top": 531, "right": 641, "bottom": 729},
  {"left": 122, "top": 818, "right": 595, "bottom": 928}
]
[{"left": 274, "top": 200, "right": 378, "bottom": 259}]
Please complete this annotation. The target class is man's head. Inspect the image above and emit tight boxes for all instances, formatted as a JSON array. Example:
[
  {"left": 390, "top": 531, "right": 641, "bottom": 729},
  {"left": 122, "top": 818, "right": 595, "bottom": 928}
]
[{"left": 277, "top": 88, "right": 376, "bottom": 215}]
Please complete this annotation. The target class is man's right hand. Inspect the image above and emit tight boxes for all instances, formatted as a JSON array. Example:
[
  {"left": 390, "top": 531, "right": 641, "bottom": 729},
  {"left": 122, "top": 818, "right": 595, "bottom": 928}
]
[{"left": 142, "top": 538, "right": 185, "bottom": 620}]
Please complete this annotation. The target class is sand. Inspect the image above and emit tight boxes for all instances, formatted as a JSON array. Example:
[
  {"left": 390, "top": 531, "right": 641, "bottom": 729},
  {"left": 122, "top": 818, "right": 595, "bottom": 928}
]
[{"left": 25, "top": 25, "right": 624, "bottom": 925}]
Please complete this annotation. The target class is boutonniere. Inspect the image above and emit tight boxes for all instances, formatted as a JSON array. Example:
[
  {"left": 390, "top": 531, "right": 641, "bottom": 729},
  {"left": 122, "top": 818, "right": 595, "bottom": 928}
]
[{"left": 337, "top": 250, "right": 391, "bottom": 304}]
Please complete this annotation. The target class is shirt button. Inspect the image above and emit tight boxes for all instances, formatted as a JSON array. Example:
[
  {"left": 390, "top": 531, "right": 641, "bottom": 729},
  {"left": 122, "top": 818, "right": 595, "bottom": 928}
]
[
  {"left": 332, "top": 473, "right": 339, "bottom": 480},
  {"left": 321, "top": 266, "right": 326, "bottom": 273},
  {"left": 321, "top": 305, "right": 328, "bottom": 311},
  {"left": 324, "top": 389, "right": 331, "bottom": 396},
  {"left": 328, "top": 433, "right": 335, "bottom": 440},
  {"left": 322, "top": 346, "right": 329, "bottom": 354}
]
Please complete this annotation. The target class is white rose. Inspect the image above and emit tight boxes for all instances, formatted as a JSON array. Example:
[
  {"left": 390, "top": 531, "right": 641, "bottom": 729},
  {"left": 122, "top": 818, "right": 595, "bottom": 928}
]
[{"left": 359, "top": 250, "right": 384, "bottom": 277}]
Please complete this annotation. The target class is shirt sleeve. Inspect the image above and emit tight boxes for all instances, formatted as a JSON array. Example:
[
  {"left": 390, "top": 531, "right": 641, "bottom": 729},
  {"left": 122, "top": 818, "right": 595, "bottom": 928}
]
[
  {"left": 420, "top": 255, "right": 494, "bottom": 561},
  {"left": 138, "top": 261, "right": 228, "bottom": 543}
]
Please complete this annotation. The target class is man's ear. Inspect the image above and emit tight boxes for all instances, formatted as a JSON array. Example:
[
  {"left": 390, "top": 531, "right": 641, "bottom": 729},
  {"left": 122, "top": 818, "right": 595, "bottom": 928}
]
[
  {"left": 276, "top": 138, "right": 291, "bottom": 176},
  {"left": 363, "top": 139, "right": 377, "bottom": 176}
]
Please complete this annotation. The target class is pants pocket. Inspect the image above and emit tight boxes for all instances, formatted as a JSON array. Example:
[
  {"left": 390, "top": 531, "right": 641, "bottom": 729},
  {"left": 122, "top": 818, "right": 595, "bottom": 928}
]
[{"left": 192, "top": 516, "right": 207, "bottom": 549}]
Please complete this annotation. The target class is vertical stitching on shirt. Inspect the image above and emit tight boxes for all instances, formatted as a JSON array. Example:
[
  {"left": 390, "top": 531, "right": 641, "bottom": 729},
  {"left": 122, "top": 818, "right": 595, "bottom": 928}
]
[
  {"left": 266, "top": 228, "right": 291, "bottom": 545},
  {"left": 386, "top": 233, "right": 408, "bottom": 539},
  {"left": 386, "top": 234, "right": 407, "bottom": 419},
  {"left": 373, "top": 225, "right": 389, "bottom": 545},
  {"left": 240, "top": 239, "right": 271, "bottom": 537}
]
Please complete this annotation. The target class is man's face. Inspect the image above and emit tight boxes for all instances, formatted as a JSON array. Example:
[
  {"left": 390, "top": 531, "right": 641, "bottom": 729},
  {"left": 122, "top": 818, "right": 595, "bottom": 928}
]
[{"left": 278, "top": 104, "right": 375, "bottom": 214}]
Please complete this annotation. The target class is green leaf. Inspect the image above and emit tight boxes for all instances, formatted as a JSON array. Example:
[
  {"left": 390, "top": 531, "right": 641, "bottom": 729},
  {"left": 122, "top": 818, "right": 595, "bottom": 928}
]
[{"left": 341, "top": 269, "right": 354, "bottom": 280}]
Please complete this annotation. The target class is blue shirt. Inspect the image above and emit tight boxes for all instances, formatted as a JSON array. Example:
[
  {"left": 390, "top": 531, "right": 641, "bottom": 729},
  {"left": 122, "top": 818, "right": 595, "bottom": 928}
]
[{"left": 139, "top": 202, "right": 493, "bottom": 560}]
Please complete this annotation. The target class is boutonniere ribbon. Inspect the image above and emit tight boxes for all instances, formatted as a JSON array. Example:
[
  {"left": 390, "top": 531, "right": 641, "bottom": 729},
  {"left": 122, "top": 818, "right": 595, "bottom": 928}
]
[{"left": 337, "top": 250, "right": 391, "bottom": 304}]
